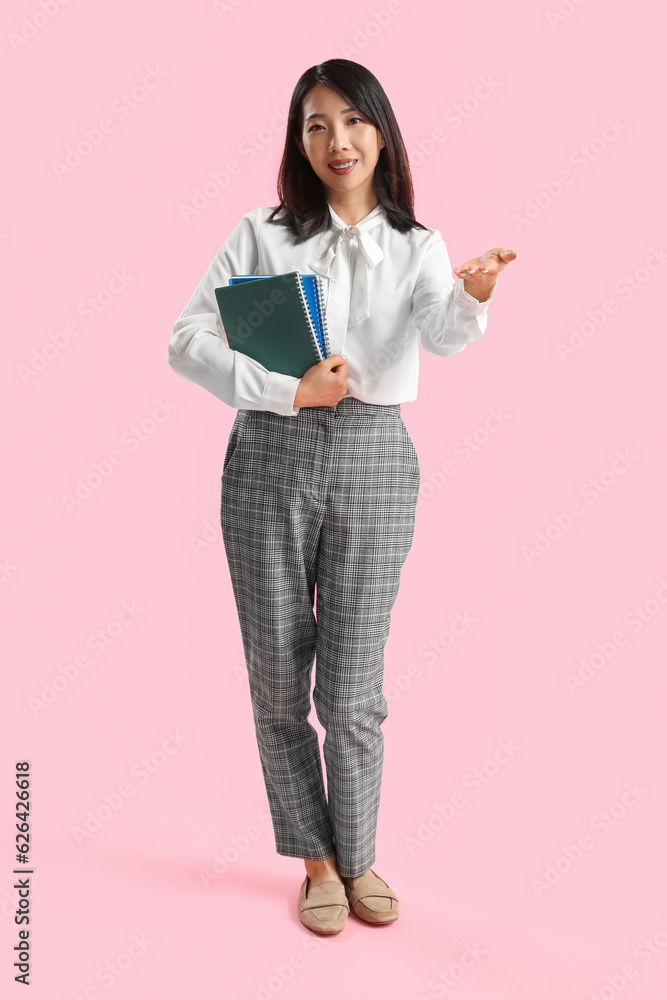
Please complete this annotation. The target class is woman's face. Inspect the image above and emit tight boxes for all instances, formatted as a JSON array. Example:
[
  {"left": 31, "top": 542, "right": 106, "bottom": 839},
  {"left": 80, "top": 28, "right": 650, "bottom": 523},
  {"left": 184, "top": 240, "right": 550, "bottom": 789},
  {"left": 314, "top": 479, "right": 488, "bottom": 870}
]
[{"left": 296, "top": 84, "right": 385, "bottom": 201}]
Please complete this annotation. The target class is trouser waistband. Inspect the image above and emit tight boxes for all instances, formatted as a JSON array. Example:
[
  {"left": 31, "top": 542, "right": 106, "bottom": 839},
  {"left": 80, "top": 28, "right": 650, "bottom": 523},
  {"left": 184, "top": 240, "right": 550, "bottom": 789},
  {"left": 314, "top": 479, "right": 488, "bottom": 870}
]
[{"left": 295, "top": 395, "right": 401, "bottom": 420}]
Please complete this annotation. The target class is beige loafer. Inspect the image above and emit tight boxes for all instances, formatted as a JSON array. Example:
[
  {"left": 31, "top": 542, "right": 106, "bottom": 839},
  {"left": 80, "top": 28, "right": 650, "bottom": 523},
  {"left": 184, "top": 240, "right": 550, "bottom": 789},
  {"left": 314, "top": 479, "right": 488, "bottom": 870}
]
[
  {"left": 297, "top": 876, "right": 349, "bottom": 935},
  {"left": 343, "top": 868, "right": 399, "bottom": 924}
]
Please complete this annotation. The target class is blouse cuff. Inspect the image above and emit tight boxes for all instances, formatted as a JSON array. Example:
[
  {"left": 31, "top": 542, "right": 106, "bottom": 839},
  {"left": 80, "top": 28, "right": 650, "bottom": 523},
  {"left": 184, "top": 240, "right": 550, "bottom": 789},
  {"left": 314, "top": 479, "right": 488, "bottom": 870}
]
[
  {"left": 261, "top": 370, "right": 302, "bottom": 417},
  {"left": 455, "top": 278, "right": 497, "bottom": 312}
]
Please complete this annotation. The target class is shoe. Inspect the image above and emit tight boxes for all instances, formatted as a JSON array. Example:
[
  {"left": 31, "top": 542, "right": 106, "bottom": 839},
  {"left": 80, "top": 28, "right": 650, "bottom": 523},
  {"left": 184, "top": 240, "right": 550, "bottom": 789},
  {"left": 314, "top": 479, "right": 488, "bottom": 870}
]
[
  {"left": 342, "top": 868, "right": 399, "bottom": 924},
  {"left": 297, "top": 876, "right": 349, "bottom": 935}
]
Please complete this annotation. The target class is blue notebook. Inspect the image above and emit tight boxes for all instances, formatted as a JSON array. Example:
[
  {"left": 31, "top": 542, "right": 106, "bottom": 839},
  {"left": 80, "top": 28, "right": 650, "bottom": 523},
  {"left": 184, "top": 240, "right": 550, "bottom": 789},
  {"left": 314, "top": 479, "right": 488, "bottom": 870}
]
[{"left": 229, "top": 273, "right": 331, "bottom": 360}]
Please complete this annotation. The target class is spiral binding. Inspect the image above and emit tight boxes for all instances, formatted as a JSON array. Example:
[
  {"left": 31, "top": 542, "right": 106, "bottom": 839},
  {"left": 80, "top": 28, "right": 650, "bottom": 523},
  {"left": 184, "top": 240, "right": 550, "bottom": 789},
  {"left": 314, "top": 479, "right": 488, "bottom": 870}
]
[
  {"left": 293, "top": 272, "right": 324, "bottom": 363},
  {"left": 312, "top": 274, "right": 331, "bottom": 358}
]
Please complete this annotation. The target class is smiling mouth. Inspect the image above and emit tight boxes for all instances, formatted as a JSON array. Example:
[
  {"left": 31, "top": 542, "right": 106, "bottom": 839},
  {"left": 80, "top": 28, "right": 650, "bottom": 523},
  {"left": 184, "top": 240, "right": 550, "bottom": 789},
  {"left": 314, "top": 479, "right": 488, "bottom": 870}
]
[{"left": 328, "top": 160, "right": 357, "bottom": 173}]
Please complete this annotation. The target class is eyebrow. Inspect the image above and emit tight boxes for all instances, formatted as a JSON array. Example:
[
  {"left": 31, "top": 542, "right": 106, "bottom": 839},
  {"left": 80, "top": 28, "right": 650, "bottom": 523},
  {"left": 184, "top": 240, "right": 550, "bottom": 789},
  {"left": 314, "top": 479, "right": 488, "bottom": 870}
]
[{"left": 304, "top": 107, "right": 360, "bottom": 122}]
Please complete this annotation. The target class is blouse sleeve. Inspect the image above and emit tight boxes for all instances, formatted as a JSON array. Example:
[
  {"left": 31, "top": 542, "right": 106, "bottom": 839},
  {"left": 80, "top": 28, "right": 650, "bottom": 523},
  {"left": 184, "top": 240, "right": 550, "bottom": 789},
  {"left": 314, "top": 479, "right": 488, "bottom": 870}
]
[
  {"left": 168, "top": 211, "right": 302, "bottom": 416},
  {"left": 410, "top": 229, "right": 496, "bottom": 357}
]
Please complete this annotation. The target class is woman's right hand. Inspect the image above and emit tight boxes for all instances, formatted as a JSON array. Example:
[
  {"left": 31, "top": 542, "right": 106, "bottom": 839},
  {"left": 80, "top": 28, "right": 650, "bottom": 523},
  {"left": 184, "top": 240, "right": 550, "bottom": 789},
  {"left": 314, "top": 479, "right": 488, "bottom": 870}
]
[{"left": 294, "top": 355, "right": 348, "bottom": 408}]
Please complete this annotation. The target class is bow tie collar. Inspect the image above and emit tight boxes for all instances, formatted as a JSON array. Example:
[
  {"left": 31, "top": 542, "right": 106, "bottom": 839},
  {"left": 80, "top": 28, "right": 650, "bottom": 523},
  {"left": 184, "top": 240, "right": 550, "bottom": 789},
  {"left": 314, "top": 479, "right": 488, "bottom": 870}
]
[{"left": 307, "top": 204, "right": 385, "bottom": 327}]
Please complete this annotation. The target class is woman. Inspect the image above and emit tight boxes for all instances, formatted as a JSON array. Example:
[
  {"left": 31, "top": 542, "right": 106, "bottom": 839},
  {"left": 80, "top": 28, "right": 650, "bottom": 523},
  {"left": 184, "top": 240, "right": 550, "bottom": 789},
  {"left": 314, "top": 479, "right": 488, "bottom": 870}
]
[{"left": 169, "top": 58, "right": 515, "bottom": 935}]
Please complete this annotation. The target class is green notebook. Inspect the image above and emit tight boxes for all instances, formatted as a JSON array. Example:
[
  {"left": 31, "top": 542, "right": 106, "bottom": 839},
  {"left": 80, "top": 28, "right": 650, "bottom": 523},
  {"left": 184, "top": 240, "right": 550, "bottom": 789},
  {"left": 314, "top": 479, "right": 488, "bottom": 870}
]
[{"left": 214, "top": 271, "right": 329, "bottom": 378}]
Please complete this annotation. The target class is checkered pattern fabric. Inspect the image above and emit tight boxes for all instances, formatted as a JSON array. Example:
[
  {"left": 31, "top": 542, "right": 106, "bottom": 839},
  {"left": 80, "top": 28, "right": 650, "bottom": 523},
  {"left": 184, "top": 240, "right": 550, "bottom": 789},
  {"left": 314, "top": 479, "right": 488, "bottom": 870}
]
[{"left": 219, "top": 396, "right": 420, "bottom": 878}]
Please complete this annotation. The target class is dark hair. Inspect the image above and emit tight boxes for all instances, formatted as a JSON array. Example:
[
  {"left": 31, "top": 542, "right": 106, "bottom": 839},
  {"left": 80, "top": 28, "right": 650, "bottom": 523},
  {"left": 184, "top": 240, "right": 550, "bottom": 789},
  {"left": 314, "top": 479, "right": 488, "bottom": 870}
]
[{"left": 267, "top": 59, "right": 428, "bottom": 243}]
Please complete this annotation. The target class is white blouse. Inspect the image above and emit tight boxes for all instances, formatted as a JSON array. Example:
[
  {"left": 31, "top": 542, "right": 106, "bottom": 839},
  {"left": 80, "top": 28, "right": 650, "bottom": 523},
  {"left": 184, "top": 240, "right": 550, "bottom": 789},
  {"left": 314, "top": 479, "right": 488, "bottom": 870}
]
[{"left": 168, "top": 201, "right": 496, "bottom": 416}]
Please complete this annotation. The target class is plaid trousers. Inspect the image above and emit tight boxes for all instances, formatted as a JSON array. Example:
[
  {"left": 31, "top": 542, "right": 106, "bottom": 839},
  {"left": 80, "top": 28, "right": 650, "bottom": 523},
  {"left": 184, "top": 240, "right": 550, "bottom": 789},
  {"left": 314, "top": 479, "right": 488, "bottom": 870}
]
[{"left": 219, "top": 395, "right": 420, "bottom": 878}]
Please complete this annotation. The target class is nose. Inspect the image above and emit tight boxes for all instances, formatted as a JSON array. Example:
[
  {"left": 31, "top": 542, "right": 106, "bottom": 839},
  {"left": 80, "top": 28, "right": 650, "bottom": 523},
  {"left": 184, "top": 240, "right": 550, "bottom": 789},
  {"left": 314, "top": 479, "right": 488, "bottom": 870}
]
[{"left": 327, "top": 125, "right": 350, "bottom": 152}]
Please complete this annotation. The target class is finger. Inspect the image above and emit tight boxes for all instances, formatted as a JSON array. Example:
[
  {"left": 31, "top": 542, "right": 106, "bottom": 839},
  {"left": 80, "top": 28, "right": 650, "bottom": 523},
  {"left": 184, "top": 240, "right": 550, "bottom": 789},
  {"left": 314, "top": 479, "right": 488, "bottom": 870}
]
[
  {"left": 456, "top": 249, "right": 516, "bottom": 276},
  {"left": 454, "top": 260, "right": 492, "bottom": 276},
  {"left": 456, "top": 248, "right": 515, "bottom": 267},
  {"left": 477, "top": 249, "right": 499, "bottom": 272},
  {"left": 489, "top": 247, "right": 516, "bottom": 262},
  {"left": 453, "top": 260, "right": 476, "bottom": 275},
  {"left": 454, "top": 252, "right": 497, "bottom": 275}
]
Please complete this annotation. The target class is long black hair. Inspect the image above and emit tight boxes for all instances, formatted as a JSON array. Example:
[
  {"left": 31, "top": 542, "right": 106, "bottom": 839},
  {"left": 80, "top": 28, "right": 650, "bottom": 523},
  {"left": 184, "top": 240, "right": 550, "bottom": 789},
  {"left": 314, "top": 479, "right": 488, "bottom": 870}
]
[{"left": 267, "top": 59, "right": 428, "bottom": 243}]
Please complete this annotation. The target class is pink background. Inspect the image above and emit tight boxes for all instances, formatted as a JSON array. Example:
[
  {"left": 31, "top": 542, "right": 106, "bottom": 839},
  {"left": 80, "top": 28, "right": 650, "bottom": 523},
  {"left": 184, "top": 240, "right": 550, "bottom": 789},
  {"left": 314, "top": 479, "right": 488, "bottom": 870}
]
[{"left": 2, "top": 1, "right": 665, "bottom": 997}]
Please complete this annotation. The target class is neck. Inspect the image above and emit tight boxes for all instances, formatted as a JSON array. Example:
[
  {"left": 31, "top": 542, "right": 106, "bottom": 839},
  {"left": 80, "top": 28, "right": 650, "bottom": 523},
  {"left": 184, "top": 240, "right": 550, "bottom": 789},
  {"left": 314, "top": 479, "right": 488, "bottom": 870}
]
[{"left": 327, "top": 195, "right": 380, "bottom": 228}]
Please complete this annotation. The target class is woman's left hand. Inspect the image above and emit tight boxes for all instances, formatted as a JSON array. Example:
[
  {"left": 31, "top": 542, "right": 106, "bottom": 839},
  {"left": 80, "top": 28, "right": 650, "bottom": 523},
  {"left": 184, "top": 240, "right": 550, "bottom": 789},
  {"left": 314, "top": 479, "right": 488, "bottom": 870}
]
[{"left": 454, "top": 247, "right": 516, "bottom": 302}]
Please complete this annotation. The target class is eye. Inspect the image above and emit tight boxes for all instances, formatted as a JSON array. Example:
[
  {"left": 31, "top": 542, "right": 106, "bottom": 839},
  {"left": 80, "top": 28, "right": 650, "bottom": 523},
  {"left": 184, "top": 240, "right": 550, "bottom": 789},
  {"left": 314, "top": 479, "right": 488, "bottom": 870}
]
[{"left": 307, "top": 116, "right": 365, "bottom": 133}]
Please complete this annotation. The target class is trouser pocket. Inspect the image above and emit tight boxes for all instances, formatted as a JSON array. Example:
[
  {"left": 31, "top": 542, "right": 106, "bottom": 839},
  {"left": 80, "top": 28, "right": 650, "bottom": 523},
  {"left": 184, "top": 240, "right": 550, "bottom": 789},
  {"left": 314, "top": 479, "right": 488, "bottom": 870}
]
[{"left": 222, "top": 410, "right": 251, "bottom": 478}]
